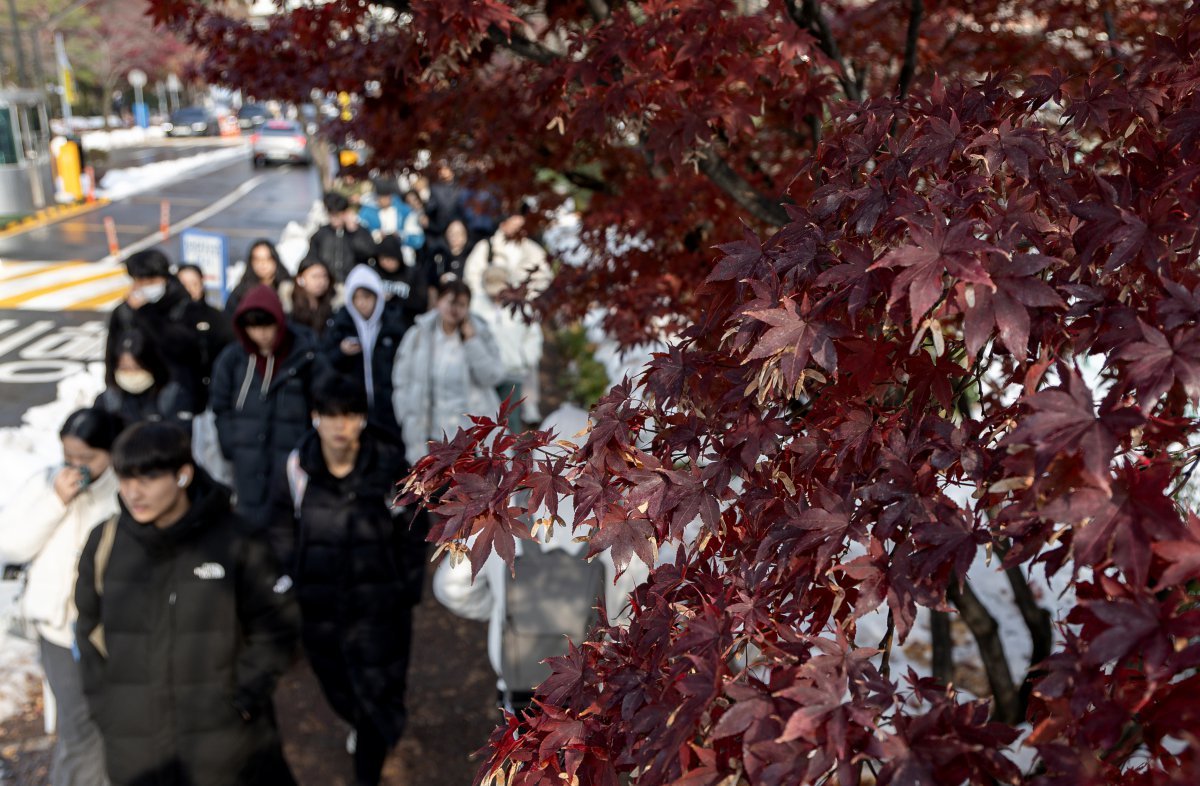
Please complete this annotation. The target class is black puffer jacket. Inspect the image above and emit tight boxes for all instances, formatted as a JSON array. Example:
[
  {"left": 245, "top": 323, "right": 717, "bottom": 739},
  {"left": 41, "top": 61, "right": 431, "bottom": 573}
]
[
  {"left": 211, "top": 286, "right": 322, "bottom": 527},
  {"left": 269, "top": 429, "right": 417, "bottom": 746},
  {"left": 318, "top": 305, "right": 406, "bottom": 438},
  {"left": 96, "top": 381, "right": 194, "bottom": 426},
  {"left": 75, "top": 472, "right": 299, "bottom": 786},
  {"left": 307, "top": 224, "right": 375, "bottom": 283},
  {"left": 105, "top": 279, "right": 233, "bottom": 412}
]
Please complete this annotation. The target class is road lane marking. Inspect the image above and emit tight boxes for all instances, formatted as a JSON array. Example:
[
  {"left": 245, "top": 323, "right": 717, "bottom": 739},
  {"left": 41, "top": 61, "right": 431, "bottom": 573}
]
[
  {"left": 98, "top": 173, "right": 271, "bottom": 266},
  {"left": 0, "top": 268, "right": 126, "bottom": 307}
]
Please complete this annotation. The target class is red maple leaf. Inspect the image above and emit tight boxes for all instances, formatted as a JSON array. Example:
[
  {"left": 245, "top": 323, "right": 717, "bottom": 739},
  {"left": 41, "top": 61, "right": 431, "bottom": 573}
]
[
  {"left": 871, "top": 212, "right": 998, "bottom": 328},
  {"left": 744, "top": 294, "right": 842, "bottom": 384},
  {"left": 1115, "top": 322, "right": 1200, "bottom": 407},
  {"left": 961, "top": 252, "right": 1064, "bottom": 362}
]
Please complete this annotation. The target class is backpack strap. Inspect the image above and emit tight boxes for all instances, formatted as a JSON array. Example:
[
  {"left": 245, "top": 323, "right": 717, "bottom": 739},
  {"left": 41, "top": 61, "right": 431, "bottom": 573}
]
[{"left": 87, "top": 514, "right": 120, "bottom": 659}]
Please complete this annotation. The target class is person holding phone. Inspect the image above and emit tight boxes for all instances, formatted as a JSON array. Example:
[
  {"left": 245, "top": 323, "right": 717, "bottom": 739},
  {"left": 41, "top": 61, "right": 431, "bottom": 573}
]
[
  {"left": 0, "top": 408, "right": 124, "bottom": 786},
  {"left": 391, "top": 278, "right": 504, "bottom": 464},
  {"left": 319, "top": 265, "right": 407, "bottom": 438}
]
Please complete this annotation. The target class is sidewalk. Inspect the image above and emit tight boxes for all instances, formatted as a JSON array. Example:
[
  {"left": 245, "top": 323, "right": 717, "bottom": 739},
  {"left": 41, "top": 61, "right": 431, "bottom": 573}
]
[{"left": 0, "top": 573, "right": 500, "bottom": 785}]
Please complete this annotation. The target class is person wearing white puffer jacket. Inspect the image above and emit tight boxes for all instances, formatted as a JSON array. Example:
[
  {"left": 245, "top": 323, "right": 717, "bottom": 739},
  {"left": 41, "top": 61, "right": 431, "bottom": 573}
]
[
  {"left": 0, "top": 408, "right": 123, "bottom": 786},
  {"left": 471, "top": 266, "right": 544, "bottom": 432},
  {"left": 432, "top": 404, "right": 649, "bottom": 714}
]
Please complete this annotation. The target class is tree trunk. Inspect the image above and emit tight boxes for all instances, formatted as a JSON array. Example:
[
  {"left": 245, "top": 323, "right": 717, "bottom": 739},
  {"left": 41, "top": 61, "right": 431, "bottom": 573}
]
[
  {"left": 1005, "top": 566, "right": 1053, "bottom": 715},
  {"left": 948, "top": 582, "right": 1021, "bottom": 724}
]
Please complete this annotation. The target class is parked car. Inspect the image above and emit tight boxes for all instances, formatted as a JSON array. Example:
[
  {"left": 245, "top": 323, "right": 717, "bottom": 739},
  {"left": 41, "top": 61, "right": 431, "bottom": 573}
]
[
  {"left": 237, "top": 103, "right": 271, "bottom": 130},
  {"left": 251, "top": 120, "right": 312, "bottom": 167},
  {"left": 165, "top": 107, "right": 217, "bottom": 137}
]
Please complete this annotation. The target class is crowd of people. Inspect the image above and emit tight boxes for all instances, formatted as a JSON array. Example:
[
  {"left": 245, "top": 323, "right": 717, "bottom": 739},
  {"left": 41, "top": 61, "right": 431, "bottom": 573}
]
[{"left": 0, "top": 171, "right": 647, "bottom": 786}]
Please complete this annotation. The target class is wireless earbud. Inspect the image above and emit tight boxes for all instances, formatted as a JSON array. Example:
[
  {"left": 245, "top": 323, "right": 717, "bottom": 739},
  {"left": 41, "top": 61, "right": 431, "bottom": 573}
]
[
  {"left": 312, "top": 417, "right": 321, "bottom": 428},
  {"left": 177, "top": 475, "right": 189, "bottom": 488}
]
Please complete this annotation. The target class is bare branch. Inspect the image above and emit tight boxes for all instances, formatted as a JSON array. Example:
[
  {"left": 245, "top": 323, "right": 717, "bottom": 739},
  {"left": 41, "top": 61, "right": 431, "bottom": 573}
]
[
  {"left": 949, "top": 582, "right": 1022, "bottom": 724},
  {"left": 930, "top": 609, "right": 953, "bottom": 684},
  {"left": 486, "top": 25, "right": 561, "bottom": 65},
  {"left": 695, "top": 148, "right": 789, "bottom": 226},
  {"left": 1103, "top": 3, "right": 1124, "bottom": 76},
  {"left": 896, "top": 0, "right": 923, "bottom": 99},
  {"left": 1006, "top": 566, "right": 1053, "bottom": 711},
  {"left": 562, "top": 169, "right": 616, "bottom": 195},
  {"left": 783, "top": 0, "right": 862, "bottom": 101},
  {"left": 878, "top": 608, "right": 895, "bottom": 679}
]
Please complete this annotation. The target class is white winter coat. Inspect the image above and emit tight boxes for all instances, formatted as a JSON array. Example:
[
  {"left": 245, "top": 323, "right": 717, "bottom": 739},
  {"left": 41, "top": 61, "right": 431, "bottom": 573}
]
[
  {"left": 463, "top": 231, "right": 552, "bottom": 300},
  {"left": 391, "top": 309, "right": 505, "bottom": 464},
  {"left": 471, "top": 293, "right": 543, "bottom": 383},
  {"left": 432, "top": 405, "right": 649, "bottom": 690},
  {"left": 0, "top": 466, "right": 120, "bottom": 648},
  {"left": 433, "top": 529, "right": 647, "bottom": 693}
]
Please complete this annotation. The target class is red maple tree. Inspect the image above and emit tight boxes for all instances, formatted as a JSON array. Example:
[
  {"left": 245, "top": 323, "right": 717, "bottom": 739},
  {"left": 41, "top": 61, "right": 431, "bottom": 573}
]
[{"left": 152, "top": 1, "right": 1200, "bottom": 783}]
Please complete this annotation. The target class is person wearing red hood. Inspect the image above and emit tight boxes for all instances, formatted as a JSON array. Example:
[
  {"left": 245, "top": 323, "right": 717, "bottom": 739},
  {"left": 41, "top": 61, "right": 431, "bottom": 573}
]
[{"left": 210, "top": 285, "right": 323, "bottom": 528}]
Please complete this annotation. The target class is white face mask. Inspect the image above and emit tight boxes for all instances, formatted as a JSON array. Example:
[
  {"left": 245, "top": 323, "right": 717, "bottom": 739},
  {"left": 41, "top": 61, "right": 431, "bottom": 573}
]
[
  {"left": 138, "top": 283, "right": 166, "bottom": 304},
  {"left": 115, "top": 369, "right": 155, "bottom": 395}
]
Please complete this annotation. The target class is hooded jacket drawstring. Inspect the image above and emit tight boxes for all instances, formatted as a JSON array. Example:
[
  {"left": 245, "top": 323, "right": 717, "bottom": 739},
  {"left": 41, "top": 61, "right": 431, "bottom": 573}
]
[
  {"left": 236, "top": 355, "right": 255, "bottom": 412},
  {"left": 261, "top": 353, "right": 276, "bottom": 396}
]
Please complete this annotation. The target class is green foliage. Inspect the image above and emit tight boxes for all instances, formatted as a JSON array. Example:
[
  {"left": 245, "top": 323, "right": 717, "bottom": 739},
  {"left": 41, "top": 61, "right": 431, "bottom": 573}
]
[{"left": 547, "top": 323, "right": 609, "bottom": 411}]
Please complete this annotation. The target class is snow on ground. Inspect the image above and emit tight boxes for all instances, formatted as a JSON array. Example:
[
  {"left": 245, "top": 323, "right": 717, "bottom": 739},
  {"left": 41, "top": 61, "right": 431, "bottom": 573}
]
[
  {"left": 0, "top": 589, "right": 40, "bottom": 726},
  {"left": 98, "top": 144, "right": 249, "bottom": 202},
  {"left": 80, "top": 125, "right": 167, "bottom": 152}
]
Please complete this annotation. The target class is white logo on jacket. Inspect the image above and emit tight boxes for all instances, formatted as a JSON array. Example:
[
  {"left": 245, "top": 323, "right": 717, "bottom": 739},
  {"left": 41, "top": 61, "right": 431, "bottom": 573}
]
[{"left": 193, "top": 562, "right": 226, "bottom": 580}]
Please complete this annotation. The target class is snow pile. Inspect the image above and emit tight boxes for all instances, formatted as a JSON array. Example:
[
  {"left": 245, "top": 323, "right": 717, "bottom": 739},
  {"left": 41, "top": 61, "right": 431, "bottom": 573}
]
[
  {"left": 99, "top": 144, "right": 249, "bottom": 202},
  {"left": 81, "top": 125, "right": 167, "bottom": 152},
  {"left": 0, "top": 584, "right": 40, "bottom": 725}
]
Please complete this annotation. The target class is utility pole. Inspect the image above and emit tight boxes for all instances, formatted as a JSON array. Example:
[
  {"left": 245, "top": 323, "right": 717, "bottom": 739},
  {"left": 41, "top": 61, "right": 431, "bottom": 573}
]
[{"left": 6, "top": 0, "right": 29, "bottom": 86}]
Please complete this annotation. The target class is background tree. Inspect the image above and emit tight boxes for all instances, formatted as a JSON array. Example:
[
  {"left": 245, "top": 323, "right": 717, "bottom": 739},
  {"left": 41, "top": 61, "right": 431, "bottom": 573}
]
[
  {"left": 0, "top": 0, "right": 197, "bottom": 117},
  {"left": 150, "top": 0, "right": 1175, "bottom": 340},
  {"left": 155, "top": 0, "right": 1199, "bottom": 783}
]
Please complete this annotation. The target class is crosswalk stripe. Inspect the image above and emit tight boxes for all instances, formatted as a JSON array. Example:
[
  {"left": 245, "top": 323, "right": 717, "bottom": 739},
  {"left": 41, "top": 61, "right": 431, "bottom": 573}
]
[
  {"left": 0, "top": 261, "right": 85, "bottom": 283},
  {"left": 67, "top": 285, "right": 131, "bottom": 311},
  {"left": 0, "top": 268, "right": 127, "bottom": 308}
]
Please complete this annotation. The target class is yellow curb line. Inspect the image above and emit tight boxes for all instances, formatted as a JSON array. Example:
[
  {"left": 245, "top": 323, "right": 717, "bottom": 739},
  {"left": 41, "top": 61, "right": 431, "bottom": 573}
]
[{"left": 0, "top": 199, "right": 113, "bottom": 240}]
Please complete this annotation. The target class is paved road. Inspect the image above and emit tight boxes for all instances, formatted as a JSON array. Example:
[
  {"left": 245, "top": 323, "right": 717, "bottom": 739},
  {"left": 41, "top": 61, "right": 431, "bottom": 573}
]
[{"left": 0, "top": 154, "right": 321, "bottom": 426}]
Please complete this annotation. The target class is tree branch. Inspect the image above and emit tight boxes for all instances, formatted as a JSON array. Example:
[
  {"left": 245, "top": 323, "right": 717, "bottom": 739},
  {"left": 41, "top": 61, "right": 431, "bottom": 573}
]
[
  {"left": 930, "top": 609, "right": 953, "bottom": 685},
  {"left": 1103, "top": 3, "right": 1124, "bottom": 76},
  {"left": 948, "top": 581, "right": 1022, "bottom": 724},
  {"left": 562, "top": 169, "right": 617, "bottom": 195},
  {"left": 878, "top": 608, "right": 895, "bottom": 680},
  {"left": 486, "top": 24, "right": 561, "bottom": 65},
  {"left": 695, "top": 148, "right": 789, "bottom": 226},
  {"left": 896, "top": 0, "right": 923, "bottom": 99},
  {"left": 1005, "top": 565, "right": 1053, "bottom": 715},
  {"left": 782, "top": 0, "right": 861, "bottom": 101}
]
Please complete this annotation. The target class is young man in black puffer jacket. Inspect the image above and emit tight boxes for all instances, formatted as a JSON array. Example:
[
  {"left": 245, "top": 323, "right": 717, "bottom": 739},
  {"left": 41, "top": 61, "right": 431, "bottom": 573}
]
[
  {"left": 269, "top": 375, "right": 419, "bottom": 786},
  {"left": 75, "top": 421, "right": 300, "bottom": 786}
]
